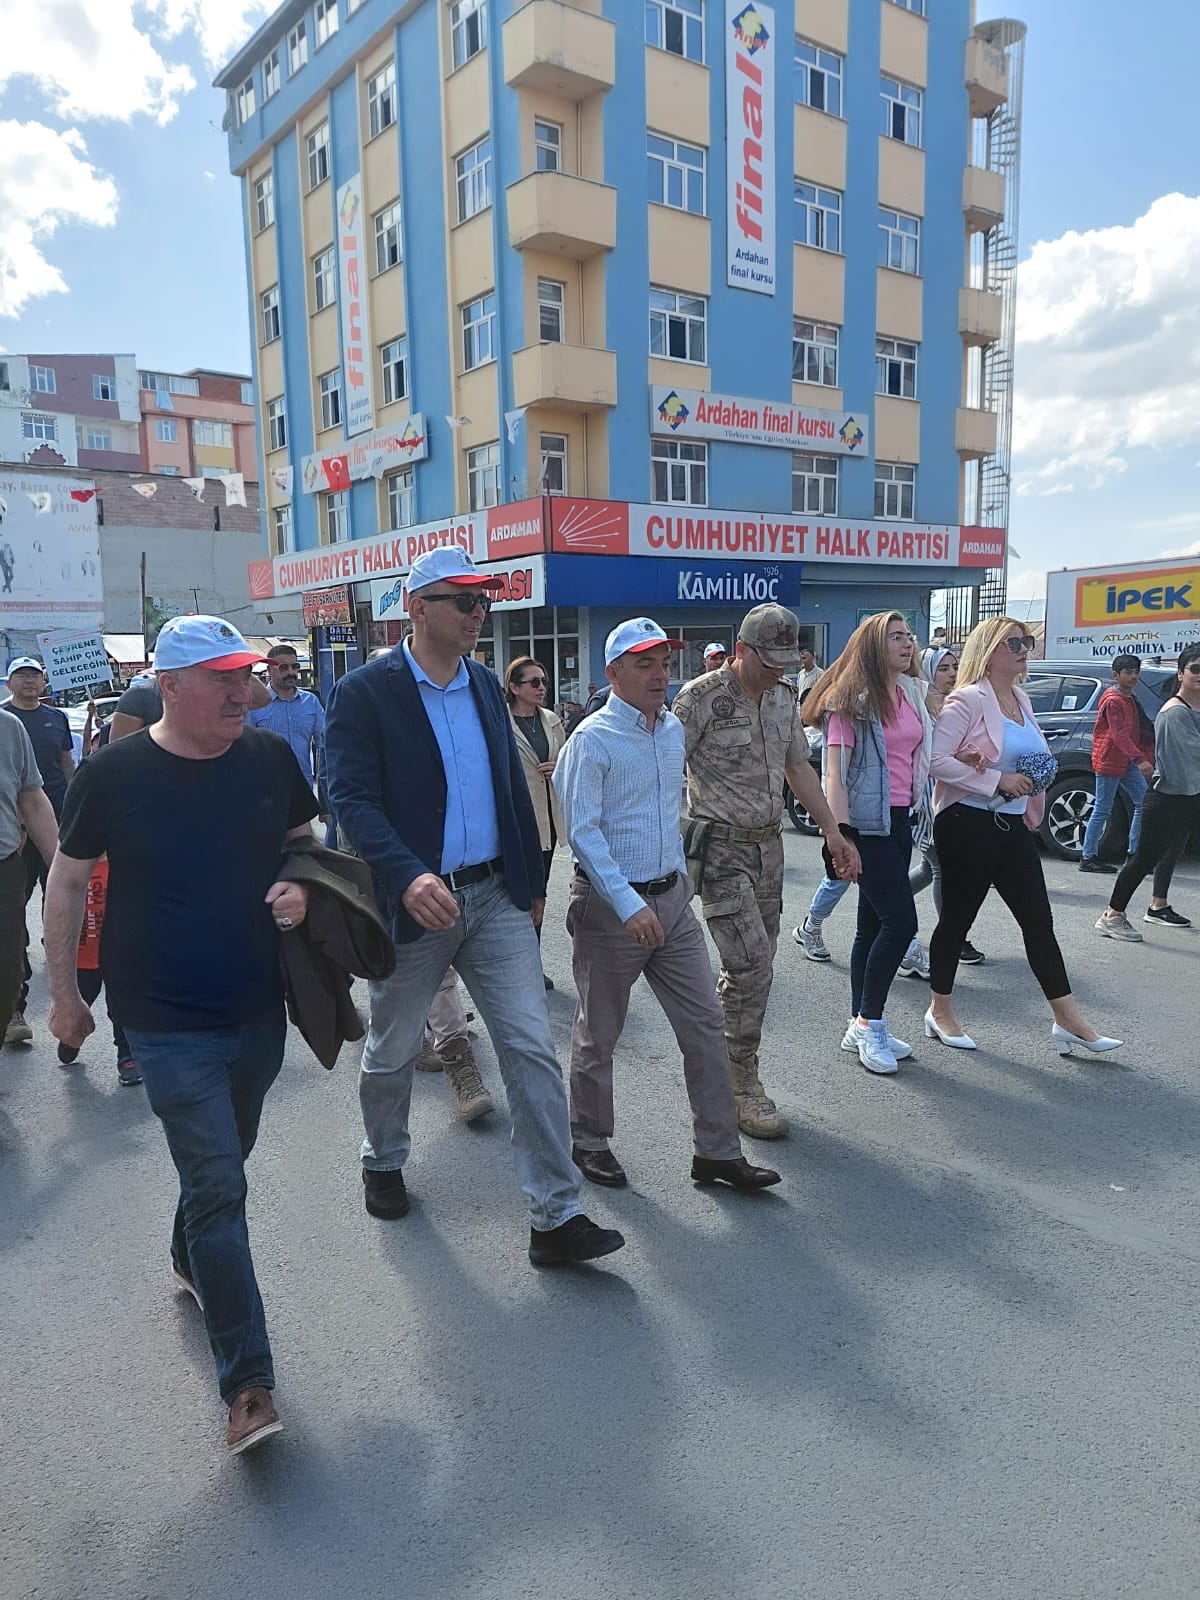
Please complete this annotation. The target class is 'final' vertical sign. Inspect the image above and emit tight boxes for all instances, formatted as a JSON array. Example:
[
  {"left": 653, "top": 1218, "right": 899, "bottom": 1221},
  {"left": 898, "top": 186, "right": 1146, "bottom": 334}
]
[{"left": 725, "top": 1, "right": 776, "bottom": 295}]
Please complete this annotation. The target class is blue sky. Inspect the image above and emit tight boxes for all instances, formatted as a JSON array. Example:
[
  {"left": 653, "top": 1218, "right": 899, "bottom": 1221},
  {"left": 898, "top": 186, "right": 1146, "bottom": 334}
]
[{"left": 2, "top": 0, "right": 1196, "bottom": 602}]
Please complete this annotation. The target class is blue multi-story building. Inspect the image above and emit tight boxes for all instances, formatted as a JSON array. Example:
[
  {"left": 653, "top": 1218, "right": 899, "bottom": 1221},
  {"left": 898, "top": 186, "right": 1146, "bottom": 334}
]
[{"left": 217, "top": 0, "right": 1023, "bottom": 701}]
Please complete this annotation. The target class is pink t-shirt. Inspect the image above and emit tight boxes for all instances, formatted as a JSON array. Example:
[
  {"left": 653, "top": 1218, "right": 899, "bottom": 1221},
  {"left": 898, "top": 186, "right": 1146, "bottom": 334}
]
[{"left": 827, "top": 687, "right": 923, "bottom": 806}]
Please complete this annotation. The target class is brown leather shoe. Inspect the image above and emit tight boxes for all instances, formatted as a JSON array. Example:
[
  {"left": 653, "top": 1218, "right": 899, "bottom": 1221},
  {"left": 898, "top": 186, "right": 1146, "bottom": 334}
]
[
  {"left": 691, "top": 1155, "right": 782, "bottom": 1191},
  {"left": 227, "top": 1387, "right": 282, "bottom": 1455},
  {"left": 572, "top": 1144, "right": 628, "bottom": 1188}
]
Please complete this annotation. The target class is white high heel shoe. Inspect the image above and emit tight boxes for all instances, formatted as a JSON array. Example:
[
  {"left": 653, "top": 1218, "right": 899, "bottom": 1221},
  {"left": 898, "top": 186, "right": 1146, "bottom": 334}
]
[
  {"left": 924, "top": 1009, "right": 976, "bottom": 1050},
  {"left": 1053, "top": 1023, "right": 1123, "bottom": 1057}
]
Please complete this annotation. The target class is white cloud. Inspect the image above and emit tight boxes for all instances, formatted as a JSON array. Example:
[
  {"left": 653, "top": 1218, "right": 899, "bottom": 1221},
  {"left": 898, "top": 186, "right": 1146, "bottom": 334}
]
[
  {"left": 0, "top": 122, "right": 117, "bottom": 318},
  {"left": 1006, "top": 567, "right": 1044, "bottom": 601},
  {"left": 148, "top": 1, "right": 274, "bottom": 71},
  {"left": 1012, "top": 194, "right": 1200, "bottom": 492}
]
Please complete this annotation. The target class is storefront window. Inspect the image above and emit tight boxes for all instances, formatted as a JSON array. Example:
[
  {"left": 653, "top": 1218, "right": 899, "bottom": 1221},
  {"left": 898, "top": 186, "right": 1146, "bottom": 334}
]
[
  {"left": 503, "top": 607, "right": 579, "bottom": 710},
  {"left": 473, "top": 611, "right": 496, "bottom": 672}
]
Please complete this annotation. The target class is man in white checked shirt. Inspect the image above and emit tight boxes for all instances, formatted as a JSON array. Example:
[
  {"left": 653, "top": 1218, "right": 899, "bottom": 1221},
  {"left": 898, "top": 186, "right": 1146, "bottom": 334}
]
[{"left": 553, "top": 618, "right": 782, "bottom": 1194}]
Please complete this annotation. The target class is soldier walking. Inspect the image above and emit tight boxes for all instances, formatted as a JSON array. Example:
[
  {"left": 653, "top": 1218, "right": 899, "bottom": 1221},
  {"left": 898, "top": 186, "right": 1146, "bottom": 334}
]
[{"left": 672, "top": 605, "right": 860, "bottom": 1137}]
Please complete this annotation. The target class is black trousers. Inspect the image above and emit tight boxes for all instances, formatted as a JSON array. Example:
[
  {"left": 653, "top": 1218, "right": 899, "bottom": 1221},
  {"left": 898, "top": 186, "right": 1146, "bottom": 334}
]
[
  {"left": 77, "top": 968, "right": 132, "bottom": 1062},
  {"left": 18, "top": 839, "right": 50, "bottom": 1012},
  {"left": 0, "top": 851, "right": 27, "bottom": 1035},
  {"left": 1111, "top": 791, "right": 1200, "bottom": 914},
  {"left": 930, "top": 803, "right": 1070, "bottom": 1000}
]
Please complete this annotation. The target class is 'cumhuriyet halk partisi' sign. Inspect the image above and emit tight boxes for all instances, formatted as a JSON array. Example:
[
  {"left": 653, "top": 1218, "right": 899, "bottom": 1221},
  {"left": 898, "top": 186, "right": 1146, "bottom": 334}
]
[
  {"left": 652, "top": 386, "right": 868, "bottom": 455},
  {"left": 725, "top": 0, "right": 776, "bottom": 295},
  {"left": 336, "top": 175, "right": 374, "bottom": 438},
  {"left": 37, "top": 630, "right": 112, "bottom": 692}
]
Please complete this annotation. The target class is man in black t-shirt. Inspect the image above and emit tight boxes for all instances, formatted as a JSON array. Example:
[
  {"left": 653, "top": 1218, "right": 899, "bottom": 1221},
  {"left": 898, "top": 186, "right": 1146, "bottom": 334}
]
[{"left": 44, "top": 615, "right": 317, "bottom": 1458}]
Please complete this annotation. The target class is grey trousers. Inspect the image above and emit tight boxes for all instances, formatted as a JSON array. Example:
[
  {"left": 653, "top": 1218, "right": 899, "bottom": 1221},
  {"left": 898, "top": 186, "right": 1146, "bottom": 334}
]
[{"left": 565, "top": 870, "right": 742, "bottom": 1161}]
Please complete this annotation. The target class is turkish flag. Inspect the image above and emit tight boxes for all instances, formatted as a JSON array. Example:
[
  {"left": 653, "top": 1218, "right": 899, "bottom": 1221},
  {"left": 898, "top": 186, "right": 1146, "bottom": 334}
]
[{"left": 323, "top": 455, "right": 351, "bottom": 492}]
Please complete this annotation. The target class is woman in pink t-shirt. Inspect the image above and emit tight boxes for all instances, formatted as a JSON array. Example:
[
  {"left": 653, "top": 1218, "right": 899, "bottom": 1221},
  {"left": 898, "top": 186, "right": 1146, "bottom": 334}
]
[{"left": 804, "top": 612, "right": 933, "bottom": 1074}]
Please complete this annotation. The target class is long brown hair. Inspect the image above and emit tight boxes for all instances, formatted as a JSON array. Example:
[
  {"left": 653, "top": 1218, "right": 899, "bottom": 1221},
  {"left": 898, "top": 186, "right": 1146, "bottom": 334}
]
[
  {"left": 504, "top": 655, "right": 541, "bottom": 703},
  {"left": 803, "top": 611, "right": 915, "bottom": 728}
]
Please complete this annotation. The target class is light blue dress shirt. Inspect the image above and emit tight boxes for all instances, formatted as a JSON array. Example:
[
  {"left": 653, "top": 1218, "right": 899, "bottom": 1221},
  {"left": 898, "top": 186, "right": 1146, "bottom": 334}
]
[
  {"left": 245, "top": 686, "right": 325, "bottom": 786},
  {"left": 403, "top": 638, "right": 501, "bottom": 874},
  {"left": 553, "top": 691, "right": 688, "bottom": 924}
]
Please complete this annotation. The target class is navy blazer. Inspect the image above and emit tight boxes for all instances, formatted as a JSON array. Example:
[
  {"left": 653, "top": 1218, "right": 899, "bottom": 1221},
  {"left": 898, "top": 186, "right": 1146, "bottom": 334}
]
[{"left": 325, "top": 648, "right": 545, "bottom": 944}]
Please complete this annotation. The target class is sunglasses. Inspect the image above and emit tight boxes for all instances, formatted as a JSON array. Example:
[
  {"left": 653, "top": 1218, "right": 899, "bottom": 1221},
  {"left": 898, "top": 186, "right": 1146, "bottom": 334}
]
[
  {"left": 422, "top": 592, "right": 493, "bottom": 615},
  {"left": 1183, "top": 663, "right": 1200, "bottom": 676},
  {"left": 519, "top": 675, "right": 547, "bottom": 688},
  {"left": 1002, "top": 635, "right": 1037, "bottom": 655}
]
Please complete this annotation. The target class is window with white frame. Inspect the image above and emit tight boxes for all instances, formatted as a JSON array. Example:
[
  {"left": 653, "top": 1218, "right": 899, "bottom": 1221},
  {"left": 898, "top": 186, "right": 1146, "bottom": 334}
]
[
  {"left": 875, "top": 462, "right": 916, "bottom": 519},
  {"left": 194, "top": 419, "right": 234, "bottom": 447},
  {"left": 467, "top": 441, "right": 501, "bottom": 511},
  {"left": 647, "top": 132, "right": 706, "bottom": 215},
  {"left": 368, "top": 60, "right": 396, "bottom": 138},
  {"left": 155, "top": 417, "right": 177, "bottom": 443},
  {"left": 645, "top": 0, "right": 704, "bottom": 62},
  {"left": 30, "top": 365, "right": 55, "bottom": 393},
  {"left": 314, "top": 0, "right": 338, "bottom": 48},
  {"left": 450, "top": 0, "right": 488, "bottom": 68},
  {"left": 881, "top": 76, "right": 922, "bottom": 145},
  {"left": 386, "top": 467, "right": 414, "bottom": 529},
  {"left": 795, "top": 39, "right": 842, "bottom": 116},
  {"left": 235, "top": 75, "right": 255, "bottom": 126},
  {"left": 22, "top": 413, "right": 57, "bottom": 441},
  {"left": 156, "top": 465, "right": 180, "bottom": 475},
  {"left": 318, "top": 371, "right": 342, "bottom": 430},
  {"left": 537, "top": 278, "right": 565, "bottom": 343},
  {"left": 374, "top": 201, "right": 402, "bottom": 272},
  {"left": 274, "top": 503, "right": 295, "bottom": 553},
  {"left": 794, "top": 180, "right": 841, "bottom": 251},
  {"left": 261, "top": 284, "right": 281, "bottom": 343},
  {"left": 254, "top": 171, "right": 274, "bottom": 231},
  {"left": 140, "top": 372, "right": 199, "bottom": 395},
  {"left": 876, "top": 336, "right": 917, "bottom": 398},
  {"left": 649, "top": 287, "right": 707, "bottom": 364},
  {"left": 540, "top": 433, "right": 568, "bottom": 495},
  {"left": 306, "top": 121, "right": 331, "bottom": 189},
  {"left": 455, "top": 137, "right": 492, "bottom": 221},
  {"left": 241, "top": 381, "right": 254, "bottom": 404},
  {"left": 380, "top": 337, "right": 408, "bottom": 405},
  {"left": 461, "top": 292, "right": 496, "bottom": 370},
  {"left": 312, "top": 246, "right": 336, "bottom": 312},
  {"left": 888, "top": 0, "right": 925, "bottom": 12},
  {"left": 791, "top": 318, "right": 839, "bottom": 386},
  {"left": 288, "top": 20, "right": 308, "bottom": 73},
  {"left": 92, "top": 374, "right": 116, "bottom": 401},
  {"left": 651, "top": 437, "right": 707, "bottom": 505},
  {"left": 84, "top": 427, "right": 112, "bottom": 451},
  {"left": 534, "top": 120, "right": 561, "bottom": 172},
  {"left": 262, "top": 46, "right": 281, "bottom": 100},
  {"left": 325, "top": 489, "right": 349, "bottom": 541},
  {"left": 792, "top": 451, "right": 838, "bottom": 514},
  {"left": 878, "top": 207, "right": 920, "bottom": 274},
  {"left": 266, "top": 396, "right": 287, "bottom": 451}
]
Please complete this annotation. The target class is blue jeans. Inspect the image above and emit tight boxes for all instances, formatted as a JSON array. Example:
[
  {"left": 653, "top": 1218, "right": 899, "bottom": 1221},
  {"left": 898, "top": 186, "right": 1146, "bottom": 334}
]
[
  {"left": 360, "top": 873, "right": 582, "bottom": 1232},
  {"left": 125, "top": 1012, "right": 286, "bottom": 1405},
  {"left": 1081, "top": 765, "right": 1147, "bottom": 860},
  {"left": 808, "top": 874, "right": 851, "bottom": 923}
]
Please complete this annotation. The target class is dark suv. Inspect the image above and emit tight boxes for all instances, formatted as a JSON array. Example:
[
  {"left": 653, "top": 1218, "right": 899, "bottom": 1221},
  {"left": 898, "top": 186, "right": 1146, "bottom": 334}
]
[
  {"left": 786, "top": 660, "right": 1178, "bottom": 858},
  {"left": 1021, "top": 661, "right": 1176, "bottom": 859}
]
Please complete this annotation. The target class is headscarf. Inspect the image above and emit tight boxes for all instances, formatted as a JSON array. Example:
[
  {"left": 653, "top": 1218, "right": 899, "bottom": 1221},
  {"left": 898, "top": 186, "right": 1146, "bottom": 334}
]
[{"left": 921, "top": 645, "right": 957, "bottom": 684}]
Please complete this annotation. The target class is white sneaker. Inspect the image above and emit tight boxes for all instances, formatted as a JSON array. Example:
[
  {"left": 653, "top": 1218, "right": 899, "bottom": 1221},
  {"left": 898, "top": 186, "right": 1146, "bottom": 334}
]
[
  {"left": 1095, "top": 911, "right": 1143, "bottom": 944},
  {"left": 842, "top": 1018, "right": 899, "bottom": 1075},
  {"left": 792, "top": 920, "right": 831, "bottom": 962},
  {"left": 899, "top": 938, "right": 930, "bottom": 979},
  {"left": 840, "top": 1017, "right": 911, "bottom": 1060}
]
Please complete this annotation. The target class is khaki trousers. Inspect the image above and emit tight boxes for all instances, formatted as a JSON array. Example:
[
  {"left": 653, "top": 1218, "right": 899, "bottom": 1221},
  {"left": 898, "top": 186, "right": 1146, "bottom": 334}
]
[{"left": 565, "top": 870, "right": 741, "bottom": 1160}]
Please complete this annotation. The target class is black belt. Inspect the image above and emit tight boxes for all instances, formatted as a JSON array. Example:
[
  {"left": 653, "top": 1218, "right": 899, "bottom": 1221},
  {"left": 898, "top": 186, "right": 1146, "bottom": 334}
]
[
  {"left": 440, "top": 856, "right": 504, "bottom": 892},
  {"left": 576, "top": 867, "right": 678, "bottom": 897}
]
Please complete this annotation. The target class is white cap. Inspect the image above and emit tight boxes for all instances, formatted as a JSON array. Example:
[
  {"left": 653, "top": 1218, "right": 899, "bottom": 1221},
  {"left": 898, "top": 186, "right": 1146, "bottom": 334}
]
[
  {"left": 604, "top": 618, "right": 685, "bottom": 667},
  {"left": 703, "top": 642, "right": 727, "bottom": 661},
  {"left": 6, "top": 657, "right": 43, "bottom": 678}
]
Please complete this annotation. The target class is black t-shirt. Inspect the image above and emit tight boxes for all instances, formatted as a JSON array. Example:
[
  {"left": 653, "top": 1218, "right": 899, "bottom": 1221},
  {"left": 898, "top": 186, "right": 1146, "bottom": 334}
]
[
  {"left": 58, "top": 728, "right": 318, "bottom": 1031},
  {"left": 114, "top": 680, "right": 163, "bottom": 727},
  {"left": 8, "top": 702, "right": 72, "bottom": 816}
]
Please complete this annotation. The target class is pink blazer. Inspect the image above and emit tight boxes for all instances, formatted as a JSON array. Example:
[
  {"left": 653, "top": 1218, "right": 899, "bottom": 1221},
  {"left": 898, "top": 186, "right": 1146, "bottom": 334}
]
[{"left": 929, "top": 679, "right": 1047, "bottom": 832}]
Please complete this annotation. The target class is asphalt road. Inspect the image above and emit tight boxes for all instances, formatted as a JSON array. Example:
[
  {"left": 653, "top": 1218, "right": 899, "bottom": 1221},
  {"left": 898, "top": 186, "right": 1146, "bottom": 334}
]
[{"left": 4, "top": 834, "right": 1200, "bottom": 1600}]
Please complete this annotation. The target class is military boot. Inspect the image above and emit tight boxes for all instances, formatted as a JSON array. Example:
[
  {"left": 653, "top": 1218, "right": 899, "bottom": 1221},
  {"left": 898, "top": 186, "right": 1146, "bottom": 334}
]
[
  {"left": 729, "top": 1058, "right": 788, "bottom": 1139},
  {"left": 440, "top": 1039, "right": 494, "bottom": 1122}
]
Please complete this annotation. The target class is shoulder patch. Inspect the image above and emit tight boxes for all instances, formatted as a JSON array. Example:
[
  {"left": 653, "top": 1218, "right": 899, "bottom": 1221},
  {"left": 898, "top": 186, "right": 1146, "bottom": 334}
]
[{"left": 711, "top": 694, "right": 736, "bottom": 720}]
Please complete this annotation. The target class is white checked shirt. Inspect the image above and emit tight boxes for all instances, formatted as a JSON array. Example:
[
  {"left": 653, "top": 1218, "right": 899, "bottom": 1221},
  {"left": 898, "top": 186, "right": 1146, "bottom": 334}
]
[{"left": 553, "top": 690, "right": 687, "bottom": 924}]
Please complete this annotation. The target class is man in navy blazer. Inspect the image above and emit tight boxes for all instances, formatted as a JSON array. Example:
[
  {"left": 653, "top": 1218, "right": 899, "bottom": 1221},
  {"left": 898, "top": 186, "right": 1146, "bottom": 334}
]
[{"left": 325, "top": 547, "right": 624, "bottom": 1268}]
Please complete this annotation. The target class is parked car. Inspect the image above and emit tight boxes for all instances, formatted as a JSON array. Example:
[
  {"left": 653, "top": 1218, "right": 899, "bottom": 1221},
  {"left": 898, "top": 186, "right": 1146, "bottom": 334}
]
[{"left": 786, "top": 660, "right": 1179, "bottom": 860}]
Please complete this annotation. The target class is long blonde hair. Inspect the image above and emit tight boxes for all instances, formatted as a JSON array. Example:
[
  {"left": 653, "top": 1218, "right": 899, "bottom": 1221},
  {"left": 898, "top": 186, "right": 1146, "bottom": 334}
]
[
  {"left": 956, "top": 617, "right": 1027, "bottom": 687},
  {"left": 804, "top": 611, "right": 917, "bottom": 728}
]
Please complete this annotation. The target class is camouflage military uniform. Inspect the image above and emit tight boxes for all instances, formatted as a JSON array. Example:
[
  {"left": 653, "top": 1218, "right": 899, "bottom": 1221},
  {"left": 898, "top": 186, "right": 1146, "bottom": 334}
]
[{"left": 673, "top": 659, "right": 810, "bottom": 1139}]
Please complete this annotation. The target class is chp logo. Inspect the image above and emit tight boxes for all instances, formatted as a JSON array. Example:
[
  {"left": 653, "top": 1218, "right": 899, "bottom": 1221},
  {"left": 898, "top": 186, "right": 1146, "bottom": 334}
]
[
  {"left": 839, "top": 416, "right": 865, "bottom": 451},
  {"left": 731, "top": 3, "right": 770, "bottom": 52},
  {"left": 657, "top": 391, "right": 690, "bottom": 431}
]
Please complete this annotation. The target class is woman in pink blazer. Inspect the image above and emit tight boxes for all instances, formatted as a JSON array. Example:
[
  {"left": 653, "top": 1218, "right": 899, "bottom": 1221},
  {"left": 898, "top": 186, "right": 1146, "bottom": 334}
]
[{"left": 924, "top": 617, "right": 1120, "bottom": 1057}]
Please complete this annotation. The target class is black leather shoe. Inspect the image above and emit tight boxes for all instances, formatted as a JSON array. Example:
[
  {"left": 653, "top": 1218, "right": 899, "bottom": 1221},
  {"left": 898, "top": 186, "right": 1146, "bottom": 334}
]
[
  {"left": 543, "top": 974, "right": 555, "bottom": 991},
  {"left": 57, "top": 1042, "right": 80, "bottom": 1065},
  {"left": 572, "top": 1144, "right": 628, "bottom": 1187},
  {"left": 362, "top": 1165, "right": 409, "bottom": 1219},
  {"left": 529, "top": 1214, "right": 625, "bottom": 1266},
  {"left": 691, "top": 1155, "right": 782, "bottom": 1190}
]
